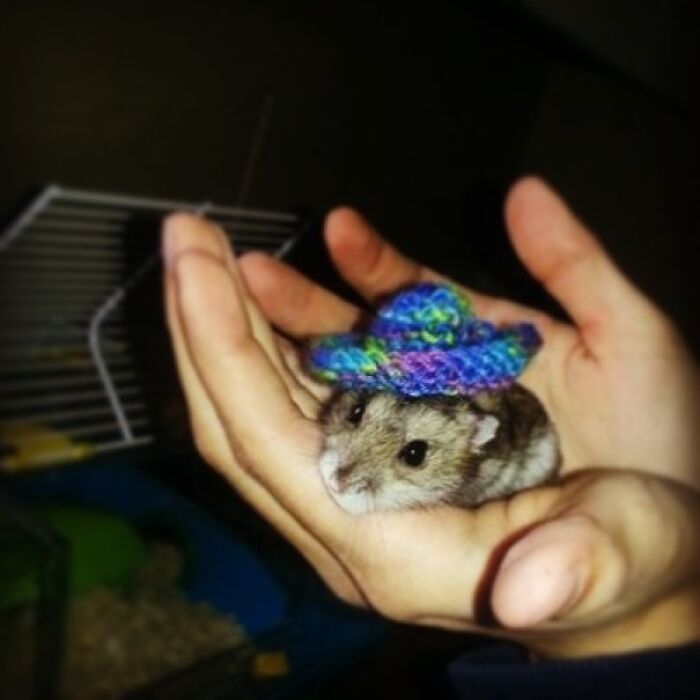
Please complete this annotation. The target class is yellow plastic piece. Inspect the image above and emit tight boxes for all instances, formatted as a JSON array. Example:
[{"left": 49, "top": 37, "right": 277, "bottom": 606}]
[
  {"left": 0, "top": 421, "right": 94, "bottom": 472},
  {"left": 252, "top": 651, "right": 290, "bottom": 678}
]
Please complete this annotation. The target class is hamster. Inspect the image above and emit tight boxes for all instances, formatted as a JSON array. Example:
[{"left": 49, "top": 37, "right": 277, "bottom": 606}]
[{"left": 318, "top": 384, "right": 560, "bottom": 514}]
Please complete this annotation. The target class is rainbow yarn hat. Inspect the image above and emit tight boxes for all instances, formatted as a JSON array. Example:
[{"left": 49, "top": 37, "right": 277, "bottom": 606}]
[{"left": 307, "top": 283, "right": 541, "bottom": 397}]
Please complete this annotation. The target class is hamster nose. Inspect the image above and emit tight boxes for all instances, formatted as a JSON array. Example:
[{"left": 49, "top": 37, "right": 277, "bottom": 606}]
[
  {"left": 326, "top": 473, "right": 343, "bottom": 494},
  {"left": 356, "top": 478, "right": 378, "bottom": 494},
  {"left": 333, "top": 461, "right": 357, "bottom": 492}
]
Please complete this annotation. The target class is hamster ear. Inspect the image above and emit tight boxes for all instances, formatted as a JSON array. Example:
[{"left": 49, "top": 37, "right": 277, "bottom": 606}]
[{"left": 471, "top": 414, "right": 499, "bottom": 449}]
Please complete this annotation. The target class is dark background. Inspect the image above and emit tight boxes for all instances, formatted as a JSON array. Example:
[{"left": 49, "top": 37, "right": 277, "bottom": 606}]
[
  {"left": 0, "top": 0, "right": 697, "bottom": 349},
  {"left": 0, "top": 2, "right": 697, "bottom": 697}
]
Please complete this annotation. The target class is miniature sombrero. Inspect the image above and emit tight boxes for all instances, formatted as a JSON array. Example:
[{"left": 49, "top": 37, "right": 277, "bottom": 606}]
[{"left": 307, "top": 282, "right": 541, "bottom": 397}]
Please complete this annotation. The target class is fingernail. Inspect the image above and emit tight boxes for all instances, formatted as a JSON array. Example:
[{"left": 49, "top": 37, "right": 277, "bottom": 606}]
[
  {"left": 161, "top": 213, "right": 192, "bottom": 268},
  {"left": 161, "top": 222, "right": 178, "bottom": 268}
]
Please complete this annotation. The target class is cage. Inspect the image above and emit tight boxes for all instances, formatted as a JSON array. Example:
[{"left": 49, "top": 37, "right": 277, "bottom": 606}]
[
  {"left": 0, "top": 187, "right": 385, "bottom": 700},
  {"left": 0, "top": 185, "right": 300, "bottom": 465}
]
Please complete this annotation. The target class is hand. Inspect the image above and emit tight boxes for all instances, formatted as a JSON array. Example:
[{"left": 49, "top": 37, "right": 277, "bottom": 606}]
[
  {"left": 241, "top": 179, "right": 700, "bottom": 492},
  {"left": 162, "top": 177, "right": 700, "bottom": 658}
]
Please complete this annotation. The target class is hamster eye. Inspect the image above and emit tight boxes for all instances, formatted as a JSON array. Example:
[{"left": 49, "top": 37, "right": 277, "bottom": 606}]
[
  {"left": 398, "top": 440, "right": 428, "bottom": 467},
  {"left": 347, "top": 401, "right": 366, "bottom": 426}
]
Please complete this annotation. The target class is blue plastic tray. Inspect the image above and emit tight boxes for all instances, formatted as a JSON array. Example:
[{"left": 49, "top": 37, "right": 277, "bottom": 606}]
[{"left": 1, "top": 459, "right": 385, "bottom": 698}]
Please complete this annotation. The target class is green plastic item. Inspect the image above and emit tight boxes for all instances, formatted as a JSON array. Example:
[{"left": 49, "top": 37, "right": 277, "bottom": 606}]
[{"left": 0, "top": 504, "right": 149, "bottom": 608}]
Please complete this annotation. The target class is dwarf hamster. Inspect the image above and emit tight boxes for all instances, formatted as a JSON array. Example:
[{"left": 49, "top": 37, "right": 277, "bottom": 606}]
[{"left": 318, "top": 384, "right": 560, "bottom": 514}]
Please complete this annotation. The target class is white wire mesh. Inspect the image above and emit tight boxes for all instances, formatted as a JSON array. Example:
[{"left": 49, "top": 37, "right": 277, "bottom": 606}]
[{"left": 0, "top": 185, "right": 301, "bottom": 471}]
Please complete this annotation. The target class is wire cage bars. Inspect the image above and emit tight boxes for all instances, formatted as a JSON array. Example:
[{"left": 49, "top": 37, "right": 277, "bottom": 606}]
[{"left": 0, "top": 186, "right": 301, "bottom": 471}]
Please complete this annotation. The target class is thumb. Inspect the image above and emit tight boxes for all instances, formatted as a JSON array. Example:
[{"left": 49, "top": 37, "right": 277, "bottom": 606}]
[
  {"left": 504, "top": 177, "right": 663, "bottom": 351},
  {"left": 491, "top": 474, "right": 700, "bottom": 631},
  {"left": 492, "top": 515, "right": 624, "bottom": 629},
  {"left": 491, "top": 514, "right": 623, "bottom": 628}
]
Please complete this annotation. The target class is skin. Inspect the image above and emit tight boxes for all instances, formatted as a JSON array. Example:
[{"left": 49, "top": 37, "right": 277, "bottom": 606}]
[{"left": 162, "top": 176, "right": 700, "bottom": 658}]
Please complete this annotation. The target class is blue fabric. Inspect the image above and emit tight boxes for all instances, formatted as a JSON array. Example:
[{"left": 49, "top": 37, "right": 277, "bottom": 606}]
[{"left": 448, "top": 641, "right": 700, "bottom": 699}]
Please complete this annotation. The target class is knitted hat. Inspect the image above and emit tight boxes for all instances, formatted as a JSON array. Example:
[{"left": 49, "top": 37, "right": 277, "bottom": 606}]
[{"left": 307, "top": 283, "right": 540, "bottom": 397}]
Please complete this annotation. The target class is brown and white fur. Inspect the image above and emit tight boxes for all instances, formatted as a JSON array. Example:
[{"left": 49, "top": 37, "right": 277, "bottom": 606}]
[{"left": 318, "top": 384, "right": 560, "bottom": 514}]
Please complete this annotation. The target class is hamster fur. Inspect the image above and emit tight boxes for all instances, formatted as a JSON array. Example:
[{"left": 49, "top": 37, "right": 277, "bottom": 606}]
[{"left": 318, "top": 384, "right": 560, "bottom": 514}]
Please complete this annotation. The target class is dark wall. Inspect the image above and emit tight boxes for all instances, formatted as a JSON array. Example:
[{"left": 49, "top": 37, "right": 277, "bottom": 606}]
[{"left": 1, "top": 1, "right": 697, "bottom": 350}]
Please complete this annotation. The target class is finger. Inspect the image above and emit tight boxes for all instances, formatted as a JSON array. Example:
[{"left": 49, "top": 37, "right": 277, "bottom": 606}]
[
  {"left": 276, "top": 334, "right": 332, "bottom": 403},
  {"left": 164, "top": 258, "right": 238, "bottom": 469},
  {"left": 504, "top": 177, "right": 664, "bottom": 350},
  {"left": 242, "top": 210, "right": 554, "bottom": 337},
  {"left": 239, "top": 251, "right": 361, "bottom": 336},
  {"left": 492, "top": 472, "right": 700, "bottom": 634},
  {"left": 165, "top": 250, "right": 309, "bottom": 546},
  {"left": 166, "top": 256, "right": 304, "bottom": 538},
  {"left": 212, "top": 227, "right": 320, "bottom": 419},
  {"left": 167, "top": 214, "right": 318, "bottom": 419},
  {"left": 163, "top": 220, "right": 363, "bottom": 603},
  {"left": 214, "top": 224, "right": 319, "bottom": 416},
  {"left": 324, "top": 207, "right": 438, "bottom": 302},
  {"left": 165, "top": 216, "right": 352, "bottom": 542},
  {"left": 325, "top": 206, "right": 555, "bottom": 333}
]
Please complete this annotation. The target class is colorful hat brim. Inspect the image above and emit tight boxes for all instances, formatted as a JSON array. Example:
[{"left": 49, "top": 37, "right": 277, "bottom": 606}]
[{"left": 308, "top": 323, "right": 540, "bottom": 397}]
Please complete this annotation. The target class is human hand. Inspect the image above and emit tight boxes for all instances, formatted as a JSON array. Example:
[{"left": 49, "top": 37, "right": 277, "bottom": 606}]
[
  {"left": 162, "top": 178, "right": 700, "bottom": 658},
  {"left": 241, "top": 178, "right": 700, "bottom": 492}
]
